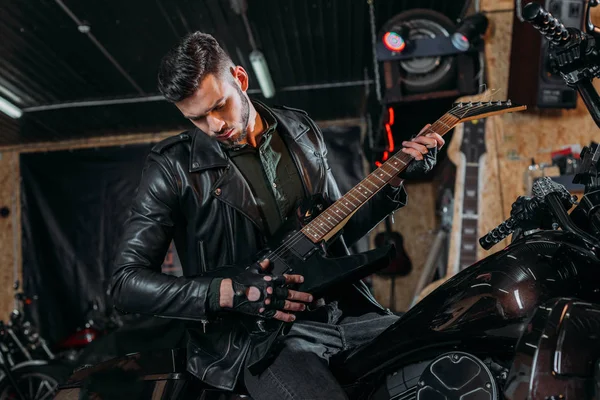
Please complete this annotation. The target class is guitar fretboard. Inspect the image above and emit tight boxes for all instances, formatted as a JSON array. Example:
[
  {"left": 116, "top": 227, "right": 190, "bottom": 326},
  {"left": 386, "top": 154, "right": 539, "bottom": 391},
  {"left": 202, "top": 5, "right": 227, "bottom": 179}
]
[
  {"left": 302, "top": 114, "right": 459, "bottom": 243},
  {"left": 459, "top": 164, "right": 480, "bottom": 269},
  {"left": 457, "top": 119, "right": 486, "bottom": 270}
]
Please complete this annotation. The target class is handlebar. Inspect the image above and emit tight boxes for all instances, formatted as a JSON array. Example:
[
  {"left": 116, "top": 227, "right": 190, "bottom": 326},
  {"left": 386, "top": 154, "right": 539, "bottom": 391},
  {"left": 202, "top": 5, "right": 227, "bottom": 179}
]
[
  {"left": 479, "top": 197, "right": 541, "bottom": 250},
  {"left": 522, "top": 2, "right": 571, "bottom": 46},
  {"left": 480, "top": 177, "right": 600, "bottom": 250},
  {"left": 523, "top": 2, "right": 600, "bottom": 128}
]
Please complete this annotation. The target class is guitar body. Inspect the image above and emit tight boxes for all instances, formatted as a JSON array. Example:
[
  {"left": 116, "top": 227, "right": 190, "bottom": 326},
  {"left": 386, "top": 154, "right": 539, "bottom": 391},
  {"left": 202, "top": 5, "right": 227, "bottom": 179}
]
[{"left": 201, "top": 193, "right": 395, "bottom": 303}]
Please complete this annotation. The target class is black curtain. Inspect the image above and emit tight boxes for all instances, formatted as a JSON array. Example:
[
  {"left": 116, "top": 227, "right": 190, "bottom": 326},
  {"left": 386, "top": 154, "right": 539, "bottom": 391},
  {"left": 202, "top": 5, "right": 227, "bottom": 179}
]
[{"left": 21, "top": 144, "right": 153, "bottom": 344}]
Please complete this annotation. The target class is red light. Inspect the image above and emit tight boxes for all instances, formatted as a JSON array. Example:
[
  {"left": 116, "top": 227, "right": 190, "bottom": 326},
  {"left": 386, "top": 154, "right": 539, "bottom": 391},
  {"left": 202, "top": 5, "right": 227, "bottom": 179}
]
[
  {"left": 376, "top": 107, "right": 397, "bottom": 167},
  {"left": 385, "top": 124, "right": 394, "bottom": 152},
  {"left": 383, "top": 32, "right": 406, "bottom": 52}
]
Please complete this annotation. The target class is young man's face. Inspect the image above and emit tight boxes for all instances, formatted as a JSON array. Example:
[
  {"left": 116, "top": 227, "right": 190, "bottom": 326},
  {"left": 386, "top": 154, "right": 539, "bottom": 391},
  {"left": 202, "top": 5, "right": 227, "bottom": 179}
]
[{"left": 175, "top": 66, "right": 250, "bottom": 146}]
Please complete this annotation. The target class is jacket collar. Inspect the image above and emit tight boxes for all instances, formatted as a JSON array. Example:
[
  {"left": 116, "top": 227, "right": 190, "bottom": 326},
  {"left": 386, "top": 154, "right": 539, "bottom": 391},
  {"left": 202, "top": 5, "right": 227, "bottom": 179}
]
[{"left": 188, "top": 100, "right": 308, "bottom": 173}]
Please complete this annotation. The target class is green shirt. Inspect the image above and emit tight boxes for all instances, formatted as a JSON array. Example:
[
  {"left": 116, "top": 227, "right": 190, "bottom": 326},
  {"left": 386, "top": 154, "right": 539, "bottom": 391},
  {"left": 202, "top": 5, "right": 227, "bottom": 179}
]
[{"left": 226, "top": 103, "right": 305, "bottom": 236}]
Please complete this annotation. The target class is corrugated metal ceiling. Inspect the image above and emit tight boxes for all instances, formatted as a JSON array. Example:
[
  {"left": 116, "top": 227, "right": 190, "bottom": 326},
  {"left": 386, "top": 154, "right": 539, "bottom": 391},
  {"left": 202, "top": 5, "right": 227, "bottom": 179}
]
[{"left": 0, "top": 0, "right": 467, "bottom": 146}]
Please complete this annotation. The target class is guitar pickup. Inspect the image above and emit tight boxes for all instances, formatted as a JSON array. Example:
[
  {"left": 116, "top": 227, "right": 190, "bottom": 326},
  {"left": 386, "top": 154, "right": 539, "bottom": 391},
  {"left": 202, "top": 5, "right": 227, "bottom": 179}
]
[{"left": 284, "top": 232, "right": 318, "bottom": 260}]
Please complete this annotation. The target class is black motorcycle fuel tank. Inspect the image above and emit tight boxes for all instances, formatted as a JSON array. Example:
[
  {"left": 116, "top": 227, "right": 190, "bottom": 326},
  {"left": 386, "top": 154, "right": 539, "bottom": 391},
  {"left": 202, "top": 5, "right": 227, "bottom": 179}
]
[{"left": 334, "top": 230, "right": 600, "bottom": 384}]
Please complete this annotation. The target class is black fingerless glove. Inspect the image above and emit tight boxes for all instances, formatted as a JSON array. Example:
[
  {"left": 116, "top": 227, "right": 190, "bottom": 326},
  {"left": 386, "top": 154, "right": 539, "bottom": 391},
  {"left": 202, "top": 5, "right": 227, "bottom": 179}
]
[
  {"left": 399, "top": 145, "right": 438, "bottom": 180},
  {"left": 228, "top": 263, "right": 289, "bottom": 318}
]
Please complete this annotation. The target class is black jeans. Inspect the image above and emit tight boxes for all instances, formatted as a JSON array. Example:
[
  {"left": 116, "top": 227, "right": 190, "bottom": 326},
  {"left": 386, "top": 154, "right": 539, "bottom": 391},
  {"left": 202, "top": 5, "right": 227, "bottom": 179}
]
[{"left": 244, "top": 312, "right": 399, "bottom": 400}]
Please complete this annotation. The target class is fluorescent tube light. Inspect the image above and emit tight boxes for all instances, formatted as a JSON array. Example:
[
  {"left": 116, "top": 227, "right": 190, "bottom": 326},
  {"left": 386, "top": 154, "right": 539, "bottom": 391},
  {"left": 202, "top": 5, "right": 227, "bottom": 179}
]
[
  {"left": 0, "top": 96, "right": 22, "bottom": 119},
  {"left": 249, "top": 50, "right": 275, "bottom": 99}
]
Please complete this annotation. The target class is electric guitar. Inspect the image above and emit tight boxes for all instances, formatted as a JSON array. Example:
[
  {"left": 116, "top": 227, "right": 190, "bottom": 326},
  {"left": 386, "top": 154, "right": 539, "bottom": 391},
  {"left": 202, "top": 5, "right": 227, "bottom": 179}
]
[{"left": 202, "top": 100, "right": 526, "bottom": 367}]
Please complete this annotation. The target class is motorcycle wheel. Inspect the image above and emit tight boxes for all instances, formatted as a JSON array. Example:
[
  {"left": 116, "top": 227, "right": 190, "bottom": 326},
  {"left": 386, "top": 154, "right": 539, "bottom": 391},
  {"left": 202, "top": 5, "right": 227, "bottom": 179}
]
[{"left": 0, "top": 364, "right": 72, "bottom": 400}]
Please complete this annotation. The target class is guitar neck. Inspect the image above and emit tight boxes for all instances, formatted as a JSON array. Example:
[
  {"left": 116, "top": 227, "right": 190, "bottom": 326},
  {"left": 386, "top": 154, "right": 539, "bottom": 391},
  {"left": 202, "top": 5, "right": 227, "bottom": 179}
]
[{"left": 301, "top": 112, "right": 460, "bottom": 243}]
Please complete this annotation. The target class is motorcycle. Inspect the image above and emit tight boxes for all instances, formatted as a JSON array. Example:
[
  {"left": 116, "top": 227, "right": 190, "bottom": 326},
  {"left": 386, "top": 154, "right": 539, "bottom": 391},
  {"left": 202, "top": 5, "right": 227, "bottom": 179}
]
[
  {"left": 0, "top": 282, "right": 72, "bottom": 400},
  {"left": 51, "top": 170, "right": 600, "bottom": 400}
]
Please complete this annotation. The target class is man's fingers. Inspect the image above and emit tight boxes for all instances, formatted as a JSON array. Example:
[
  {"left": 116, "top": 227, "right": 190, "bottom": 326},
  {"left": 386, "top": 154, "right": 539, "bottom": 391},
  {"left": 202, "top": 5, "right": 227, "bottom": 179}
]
[
  {"left": 418, "top": 123, "right": 432, "bottom": 135},
  {"left": 424, "top": 132, "right": 445, "bottom": 149},
  {"left": 283, "top": 300, "right": 306, "bottom": 312},
  {"left": 401, "top": 147, "right": 424, "bottom": 160},
  {"left": 283, "top": 274, "right": 304, "bottom": 284},
  {"left": 402, "top": 140, "right": 429, "bottom": 155},
  {"left": 410, "top": 136, "right": 438, "bottom": 149},
  {"left": 273, "top": 311, "right": 296, "bottom": 322},
  {"left": 258, "top": 258, "right": 270, "bottom": 271},
  {"left": 287, "top": 290, "right": 313, "bottom": 303}
]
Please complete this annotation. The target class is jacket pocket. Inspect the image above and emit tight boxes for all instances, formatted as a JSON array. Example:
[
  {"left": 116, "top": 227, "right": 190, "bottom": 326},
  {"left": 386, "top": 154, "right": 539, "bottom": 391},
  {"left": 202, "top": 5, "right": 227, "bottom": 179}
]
[{"left": 197, "top": 240, "right": 208, "bottom": 273}]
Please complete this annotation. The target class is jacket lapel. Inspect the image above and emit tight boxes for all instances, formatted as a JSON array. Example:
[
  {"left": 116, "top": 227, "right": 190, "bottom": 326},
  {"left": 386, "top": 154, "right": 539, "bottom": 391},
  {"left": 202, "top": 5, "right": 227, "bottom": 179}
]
[
  {"left": 188, "top": 129, "right": 265, "bottom": 233},
  {"left": 272, "top": 108, "right": 326, "bottom": 197}
]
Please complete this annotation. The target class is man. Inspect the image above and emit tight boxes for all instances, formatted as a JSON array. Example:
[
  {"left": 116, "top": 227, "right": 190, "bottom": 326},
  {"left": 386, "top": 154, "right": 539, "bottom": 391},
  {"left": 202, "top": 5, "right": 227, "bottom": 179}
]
[{"left": 110, "top": 32, "right": 444, "bottom": 399}]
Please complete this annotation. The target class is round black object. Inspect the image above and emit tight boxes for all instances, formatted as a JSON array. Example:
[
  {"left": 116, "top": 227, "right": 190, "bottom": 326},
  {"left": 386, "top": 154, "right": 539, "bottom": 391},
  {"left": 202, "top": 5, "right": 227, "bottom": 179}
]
[
  {"left": 379, "top": 9, "right": 458, "bottom": 94},
  {"left": 417, "top": 352, "right": 498, "bottom": 399},
  {"left": 0, "top": 207, "right": 9, "bottom": 218}
]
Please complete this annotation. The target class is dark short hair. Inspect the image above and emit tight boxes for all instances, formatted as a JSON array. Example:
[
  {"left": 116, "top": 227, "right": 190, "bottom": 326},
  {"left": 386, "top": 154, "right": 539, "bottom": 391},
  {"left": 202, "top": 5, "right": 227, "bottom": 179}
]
[{"left": 157, "top": 32, "right": 233, "bottom": 103}]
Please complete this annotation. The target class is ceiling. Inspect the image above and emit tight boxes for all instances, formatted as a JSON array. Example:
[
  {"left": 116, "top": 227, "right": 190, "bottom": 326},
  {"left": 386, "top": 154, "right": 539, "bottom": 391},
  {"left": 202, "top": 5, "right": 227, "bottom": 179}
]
[{"left": 0, "top": 0, "right": 467, "bottom": 146}]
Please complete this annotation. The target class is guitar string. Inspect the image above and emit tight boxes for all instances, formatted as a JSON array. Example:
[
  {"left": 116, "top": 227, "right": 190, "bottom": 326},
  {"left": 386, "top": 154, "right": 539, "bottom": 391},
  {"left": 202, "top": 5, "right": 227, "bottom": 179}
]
[
  {"left": 260, "top": 102, "right": 501, "bottom": 273},
  {"left": 262, "top": 103, "right": 489, "bottom": 269}
]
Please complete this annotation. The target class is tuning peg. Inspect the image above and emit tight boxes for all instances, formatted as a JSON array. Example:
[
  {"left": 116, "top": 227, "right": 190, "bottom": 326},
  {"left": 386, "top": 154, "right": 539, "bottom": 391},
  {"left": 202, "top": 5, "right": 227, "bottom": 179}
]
[
  {"left": 488, "top": 100, "right": 493, "bottom": 105},
  {"left": 467, "top": 101, "right": 473, "bottom": 107},
  {"left": 458, "top": 102, "right": 464, "bottom": 107},
  {"left": 476, "top": 101, "right": 482, "bottom": 106},
  {"left": 496, "top": 100, "right": 502, "bottom": 105},
  {"left": 507, "top": 99, "right": 512, "bottom": 106}
]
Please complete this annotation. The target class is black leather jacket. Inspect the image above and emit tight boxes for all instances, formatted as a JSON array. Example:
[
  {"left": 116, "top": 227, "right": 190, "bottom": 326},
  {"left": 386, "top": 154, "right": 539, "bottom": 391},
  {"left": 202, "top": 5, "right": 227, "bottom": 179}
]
[{"left": 110, "top": 103, "right": 407, "bottom": 390}]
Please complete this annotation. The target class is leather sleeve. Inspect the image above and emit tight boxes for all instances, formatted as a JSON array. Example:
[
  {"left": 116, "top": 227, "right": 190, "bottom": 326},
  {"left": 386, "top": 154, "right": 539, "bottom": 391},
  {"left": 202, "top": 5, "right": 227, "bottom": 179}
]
[
  {"left": 110, "top": 152, "right": 212, "bottom": 321},
  {"left": 308, "top": 117, "right": 407, "bottom": 247}
]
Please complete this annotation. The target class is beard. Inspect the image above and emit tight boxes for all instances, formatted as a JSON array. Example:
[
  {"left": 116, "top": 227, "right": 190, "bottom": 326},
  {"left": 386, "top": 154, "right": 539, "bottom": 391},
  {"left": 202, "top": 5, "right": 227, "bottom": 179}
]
[{"left": 231, "top": 84, "right": 250, "bottom": 146}]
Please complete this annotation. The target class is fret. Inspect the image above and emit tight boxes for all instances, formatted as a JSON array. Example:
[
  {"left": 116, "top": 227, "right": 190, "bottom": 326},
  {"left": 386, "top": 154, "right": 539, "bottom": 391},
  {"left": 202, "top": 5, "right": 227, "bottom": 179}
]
[
  {"left": 356, "top": 185, "right": 372, "bottom": 197},
  {"left": 437, "top": 120, "right": 451, "bottom": 129},
  {"left": 354, "top": 190, "right": 368, "bottom": 200},
  {"left": 304, "top": 227, "right": 320, "bottom": 240},
  {"left": 338, "top": 200, "right": 353, "bottom": 213},
  {"left": 378, "top": 168, "right": 393, "bottom": 178},
  {"left": 311, "top": 223, "right": 327, "bottom": 236},
  {"left": 372, "top": 173, "right": 386, "bottom": 184},
  {"left": 347, "top": 191, "right": 363, "bottom": 204},
  {"left": 323, "top": 210, "right": 340, "bottom": 224},
  {"left": 462, "top": 214, "right": 478, "bottom": 220},
  {"left": 363, "top": 178, "right": 380, "bottom": 191},
  {"left": 317, "top": 217, "right": 334, "bottom": 230}
]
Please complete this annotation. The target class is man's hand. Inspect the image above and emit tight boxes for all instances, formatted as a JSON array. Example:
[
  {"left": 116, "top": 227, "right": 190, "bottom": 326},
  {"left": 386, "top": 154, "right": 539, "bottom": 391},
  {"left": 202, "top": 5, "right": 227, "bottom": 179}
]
[
  {"left": 219, "top": 259, "right": 313, "bottom": 322},
  {"left": 399, "top": 124, "right": 445, "bottom": 179}
]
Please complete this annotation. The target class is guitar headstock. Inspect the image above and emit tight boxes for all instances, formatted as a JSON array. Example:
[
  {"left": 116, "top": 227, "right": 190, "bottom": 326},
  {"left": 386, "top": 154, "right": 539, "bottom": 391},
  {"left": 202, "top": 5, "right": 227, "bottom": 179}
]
[{"left": 449, "top": 100, "right": 527, "bottom": 123}]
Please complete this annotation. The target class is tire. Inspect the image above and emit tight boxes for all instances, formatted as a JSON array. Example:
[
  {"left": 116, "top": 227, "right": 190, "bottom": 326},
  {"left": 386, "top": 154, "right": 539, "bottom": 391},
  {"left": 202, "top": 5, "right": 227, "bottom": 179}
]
[
  {"left": 380, "top": 8, "right": 458, "bottom": 94},
  {"left": 0, "top": 363, "right": 72, "bottom": 400}
]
